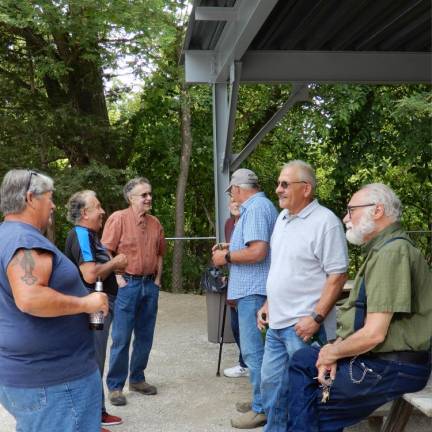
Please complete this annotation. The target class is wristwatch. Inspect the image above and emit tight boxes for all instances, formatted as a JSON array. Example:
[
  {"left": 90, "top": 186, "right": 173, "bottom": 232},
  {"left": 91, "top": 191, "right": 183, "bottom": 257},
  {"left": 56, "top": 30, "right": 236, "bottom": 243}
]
[
  {"left": 311, "top": 311, "right": 324, "bottom": 324},
  {"left": 225, "top": 251, "right": 232, "bottom": 263}
]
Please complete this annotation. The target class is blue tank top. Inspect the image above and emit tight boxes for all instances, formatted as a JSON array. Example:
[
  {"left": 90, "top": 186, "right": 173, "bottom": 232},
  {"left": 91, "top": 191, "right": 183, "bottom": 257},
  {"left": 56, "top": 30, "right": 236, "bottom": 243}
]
[{"left": 0, "top": 221, "right": 97, "bottom": 387}]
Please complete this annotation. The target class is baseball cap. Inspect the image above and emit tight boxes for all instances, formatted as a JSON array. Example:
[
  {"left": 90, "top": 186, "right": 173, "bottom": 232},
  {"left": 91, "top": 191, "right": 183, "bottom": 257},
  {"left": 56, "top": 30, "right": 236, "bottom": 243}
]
[{"left": 226, "top": 168, "right": 259, "bottom": 192}]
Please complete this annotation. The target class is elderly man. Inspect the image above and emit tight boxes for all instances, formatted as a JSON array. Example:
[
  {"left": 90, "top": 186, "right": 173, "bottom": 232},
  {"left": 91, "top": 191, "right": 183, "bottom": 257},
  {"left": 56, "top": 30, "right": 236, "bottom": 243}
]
[
  {"left": 101, "top": 177, "right": 166, "bottom": 406},
  {"left": 65, "top": 190, "right": 128, "bottom": 430},
  {"left": 286, "top": 183, "right": 432, "bottom": 432},
  {"left": 212, "top": 168, "right": 278, "bottom": 429},
  {"left": 258, "top": 160, "right": 349, "bottom": 432},
  {"left": 0, "top": 169, "right": 108, "bottom": 432}
]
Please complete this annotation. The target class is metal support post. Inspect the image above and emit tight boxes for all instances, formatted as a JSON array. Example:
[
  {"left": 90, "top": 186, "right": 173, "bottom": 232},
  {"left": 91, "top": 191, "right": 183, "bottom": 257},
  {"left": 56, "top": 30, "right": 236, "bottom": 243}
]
[{"left": 212, "top": 83, "right": 230, "bottom": 242}]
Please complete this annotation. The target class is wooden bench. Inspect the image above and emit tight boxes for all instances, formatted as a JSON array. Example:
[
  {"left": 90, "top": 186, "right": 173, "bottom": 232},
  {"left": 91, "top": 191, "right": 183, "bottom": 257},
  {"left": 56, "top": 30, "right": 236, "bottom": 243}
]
[{"left": 380, "top": 372, "right": 432, "bottom": 431}]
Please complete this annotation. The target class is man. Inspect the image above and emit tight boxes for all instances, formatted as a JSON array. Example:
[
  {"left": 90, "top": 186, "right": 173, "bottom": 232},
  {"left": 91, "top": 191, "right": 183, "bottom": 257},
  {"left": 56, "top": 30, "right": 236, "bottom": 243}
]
[
  {"left": 0, "top": 169, "right": 108, "bottom": 432},
  {"left": 286, "top": 183, "right": 432, "bottom": 432},
  {"left": 223, "top": 199, "right": 249, "bottom": 379},
  {"left": 101, "top": 177, "right": 166, "bottom": 406},
  {"left": 212, "top": 168, "right": 278, "bottom": 429},
  {"left": 65, "top": 190, "right": 128, "bottom": 430},
  {"left": 258, "top": 160, "right": 349, "bottom": 432}
]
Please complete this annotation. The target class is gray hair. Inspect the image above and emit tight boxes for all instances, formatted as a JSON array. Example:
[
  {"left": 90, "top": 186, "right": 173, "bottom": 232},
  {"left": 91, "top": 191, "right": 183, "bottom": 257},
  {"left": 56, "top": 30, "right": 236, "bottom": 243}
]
[
  {"left": 238, "top": 183, "right": 259, "bottom": 190},
  {"left": 66, "top": 190, "right": 96, "bottom": 224},
  {"left": 360, "top": 183, "right": 402, "bottom": 222},
  {"left": 123, "top": 177, "right": 151, "bottom": 203},
  {"left": 0, "top": 169, "right": 54, "bottom": 215},
  {"left": 282, "top": 160, "right": 317, "bottom": 191}
]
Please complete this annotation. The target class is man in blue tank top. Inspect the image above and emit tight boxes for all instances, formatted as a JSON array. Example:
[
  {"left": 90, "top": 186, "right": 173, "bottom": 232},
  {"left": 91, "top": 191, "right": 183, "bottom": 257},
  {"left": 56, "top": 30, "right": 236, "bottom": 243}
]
[{"left": 0, "top": 169, "right": 108, "bottom": 432}]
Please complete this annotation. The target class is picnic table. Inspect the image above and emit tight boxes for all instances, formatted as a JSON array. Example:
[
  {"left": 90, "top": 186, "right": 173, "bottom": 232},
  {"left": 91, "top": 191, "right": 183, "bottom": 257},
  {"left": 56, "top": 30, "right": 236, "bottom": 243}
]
[{"left": 380, "top": 372, "right": 432, "bottom": 431}]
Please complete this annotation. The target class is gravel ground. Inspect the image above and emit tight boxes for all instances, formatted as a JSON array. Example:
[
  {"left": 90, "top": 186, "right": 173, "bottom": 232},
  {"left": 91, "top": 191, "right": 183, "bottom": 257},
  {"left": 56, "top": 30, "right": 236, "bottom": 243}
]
[{"left": 1, "top": 291, "right": 430, "bottom": 431}]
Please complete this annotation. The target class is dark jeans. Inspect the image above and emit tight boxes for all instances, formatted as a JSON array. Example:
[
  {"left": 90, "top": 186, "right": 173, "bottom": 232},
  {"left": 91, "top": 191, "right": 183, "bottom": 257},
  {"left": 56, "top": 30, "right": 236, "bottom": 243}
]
[
  {"left": 93, "top": 294, "right": 115, "bottom": 414},
  {"left": 229, "top": 304, "right": 247, "bottom": 368},
  {"left": 287, "top": 346, "right": 431, "bottom": 432},
  {"left": 107, "top": 276, "right": 159, "bottom": 391}
]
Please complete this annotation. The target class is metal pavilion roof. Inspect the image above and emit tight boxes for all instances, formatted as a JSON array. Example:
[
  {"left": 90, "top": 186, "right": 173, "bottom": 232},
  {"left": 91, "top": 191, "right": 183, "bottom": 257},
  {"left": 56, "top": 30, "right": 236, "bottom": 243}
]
[
  {"left": 181, "top": 0, "right": 431, "bottom": 241},
  {"left": 183, "top": 0, "right": 431, "bottom": 83}
]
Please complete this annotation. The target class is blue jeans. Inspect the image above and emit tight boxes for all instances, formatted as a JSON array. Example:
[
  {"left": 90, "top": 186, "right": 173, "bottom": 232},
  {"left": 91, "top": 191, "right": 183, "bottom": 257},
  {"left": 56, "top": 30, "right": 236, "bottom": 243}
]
[
  {"left": 0, "top": 370, "right": 101, "bottom": 432},
  {"left": 94, "top": 294, "right": 115, "bottom": 413},
  {"left": 261, "top": 325, "right": 326, "bottom": 432},
  {"left": 237, "top": 294, "right": 267, "bottom": 414},
  {"left": 107, "top": 276, "right": 159, "bottom": 391},
  {"left": 229, "top": 304, "right": 246, "bottom": 368},
  {"left": 287, "top": 346, "right": 431, "bottom": 432}
]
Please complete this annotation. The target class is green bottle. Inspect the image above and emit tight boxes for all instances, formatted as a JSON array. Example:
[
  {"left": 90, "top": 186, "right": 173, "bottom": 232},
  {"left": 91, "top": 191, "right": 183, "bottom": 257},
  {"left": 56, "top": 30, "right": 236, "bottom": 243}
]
[
  {"left": 261, "top": 313, "right": 269, "bottom": 342},
  {"left": 307, "top": 332, "right": 323, "bottom": 346}
]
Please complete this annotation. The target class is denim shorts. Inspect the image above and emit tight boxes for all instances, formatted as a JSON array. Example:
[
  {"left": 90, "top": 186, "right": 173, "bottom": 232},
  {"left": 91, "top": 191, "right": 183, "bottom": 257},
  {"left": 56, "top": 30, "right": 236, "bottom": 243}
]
[{"left": 0, "top": 369, "right": 101, "bottom": 432}]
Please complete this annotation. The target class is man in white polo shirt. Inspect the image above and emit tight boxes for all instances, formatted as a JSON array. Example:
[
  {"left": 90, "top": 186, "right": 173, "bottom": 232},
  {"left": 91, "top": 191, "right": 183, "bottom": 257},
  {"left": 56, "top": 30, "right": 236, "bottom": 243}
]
[{"left": 258, "top": 160, "right": 349, "bottom": 432}]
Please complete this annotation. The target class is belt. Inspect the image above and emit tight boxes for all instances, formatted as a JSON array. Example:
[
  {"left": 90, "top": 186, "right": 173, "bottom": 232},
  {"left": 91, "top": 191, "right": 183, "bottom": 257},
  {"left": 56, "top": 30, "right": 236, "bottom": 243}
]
[
  {"left": 124, "top": 273, "right": 155, "bottom": 281},
  {"left": 367, "top": 350, "right": 430, "bottom": 365}
]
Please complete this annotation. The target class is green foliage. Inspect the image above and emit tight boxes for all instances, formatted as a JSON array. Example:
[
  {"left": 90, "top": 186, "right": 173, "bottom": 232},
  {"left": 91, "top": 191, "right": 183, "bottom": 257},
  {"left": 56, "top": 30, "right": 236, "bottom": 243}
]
[{"left": 0, "top": 2, "right": 430, "bottom": 289}]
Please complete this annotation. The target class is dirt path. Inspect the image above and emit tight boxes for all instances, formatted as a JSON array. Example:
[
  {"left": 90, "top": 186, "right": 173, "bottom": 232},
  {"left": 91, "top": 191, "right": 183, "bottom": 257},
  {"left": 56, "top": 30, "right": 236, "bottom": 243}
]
[{"left": 1, "top": 292, "right": 430, "bottom": 431}]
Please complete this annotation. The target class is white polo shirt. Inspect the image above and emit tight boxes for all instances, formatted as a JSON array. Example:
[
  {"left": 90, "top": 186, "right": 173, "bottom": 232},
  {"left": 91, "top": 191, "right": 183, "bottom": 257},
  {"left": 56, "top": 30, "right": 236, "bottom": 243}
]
[{"left": 266, "top": 200, "right": 348, "bottom": 337}]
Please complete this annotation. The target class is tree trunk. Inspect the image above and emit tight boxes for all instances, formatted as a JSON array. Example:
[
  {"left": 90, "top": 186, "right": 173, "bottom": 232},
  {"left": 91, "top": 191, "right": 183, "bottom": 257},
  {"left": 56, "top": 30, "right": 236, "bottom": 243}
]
[{"left": 171, "top": 86, "right": 192, "bottom": 293}]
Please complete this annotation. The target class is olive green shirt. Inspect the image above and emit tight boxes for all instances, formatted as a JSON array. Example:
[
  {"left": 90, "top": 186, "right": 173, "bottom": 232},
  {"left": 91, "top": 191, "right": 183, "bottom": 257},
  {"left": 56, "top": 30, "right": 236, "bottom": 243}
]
[{"left": 337, "top": 223, "right": 432, "bottom": 352}]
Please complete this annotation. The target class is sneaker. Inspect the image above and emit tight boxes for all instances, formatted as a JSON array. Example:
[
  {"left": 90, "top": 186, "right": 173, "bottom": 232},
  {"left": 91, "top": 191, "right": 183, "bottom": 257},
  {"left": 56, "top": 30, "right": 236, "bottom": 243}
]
[
  {"left": 231, "top": 411, "right": 267, "bottom": 429},
  {"left": 235, "top": 401, "right": 252, "bottom": 413},
  {"left": 109, "top": 390, "right": 127, "bottom": 406},
  {"left": 102, "top": 412, "right": 123, "bottom": 426},
  {"left": 129, "top": 380, "right": 157, "bottom": 395},
  {"left": 102, "top": 428, "right": 111, "bottom": 432},
  {"left": 224, "top": 364, "right": 249, "bottom": 378}
]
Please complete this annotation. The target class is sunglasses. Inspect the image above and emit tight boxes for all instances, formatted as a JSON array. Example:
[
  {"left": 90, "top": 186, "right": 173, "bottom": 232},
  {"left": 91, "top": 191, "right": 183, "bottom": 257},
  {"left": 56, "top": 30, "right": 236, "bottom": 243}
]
[
  {"left": 132, "top": 192, "right": 152, "bottom": 199},
  {"left": 25, "top": 170, "right": 39, "bottom": 200},
  {"left": 276, "top": 180, "right": 307, "bottom": 189}
]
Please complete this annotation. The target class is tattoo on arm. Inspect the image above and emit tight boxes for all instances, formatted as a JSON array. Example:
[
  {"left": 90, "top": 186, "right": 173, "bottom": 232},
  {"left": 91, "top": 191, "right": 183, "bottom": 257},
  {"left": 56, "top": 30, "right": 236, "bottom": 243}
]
[{"left": 19, "top": 250, "right": 38, "bottom": 285}]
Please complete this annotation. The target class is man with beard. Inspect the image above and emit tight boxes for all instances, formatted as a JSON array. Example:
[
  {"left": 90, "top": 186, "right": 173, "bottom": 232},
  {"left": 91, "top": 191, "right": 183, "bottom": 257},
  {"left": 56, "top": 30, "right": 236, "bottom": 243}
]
[
  {"left": 286, "top": 183, "right": 432, "bottom": 432},
  {"left": 65, "top": 190, "right": 128, "bottom": 430},
  {"left": 102, "top": 177, "right": 166, "bottom": 406},
  {"left": 258, "top": 160, "right": 348, "bottom": 432}
]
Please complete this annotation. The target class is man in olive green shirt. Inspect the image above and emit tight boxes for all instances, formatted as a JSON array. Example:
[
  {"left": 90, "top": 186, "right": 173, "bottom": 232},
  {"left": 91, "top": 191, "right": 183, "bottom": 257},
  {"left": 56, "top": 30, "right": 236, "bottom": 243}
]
[{"left": 286, "top": 183, "right": 431, "bottom": 432}]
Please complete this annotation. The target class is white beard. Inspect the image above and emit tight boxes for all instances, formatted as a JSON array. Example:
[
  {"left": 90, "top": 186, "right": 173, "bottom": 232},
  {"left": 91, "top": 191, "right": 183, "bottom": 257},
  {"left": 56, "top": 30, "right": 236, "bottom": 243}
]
[{"left": 345, "top": 212, "right": 376, "bottom": 245}]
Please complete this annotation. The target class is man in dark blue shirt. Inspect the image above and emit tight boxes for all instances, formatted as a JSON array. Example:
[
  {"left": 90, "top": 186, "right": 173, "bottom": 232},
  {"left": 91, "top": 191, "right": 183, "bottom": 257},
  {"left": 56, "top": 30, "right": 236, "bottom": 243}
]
[
  {"left": 0, "top": 170, "right": 108, "bottom": 432},
  {"left": 65, "top": 190, "right": 127, "bottom": 431}
]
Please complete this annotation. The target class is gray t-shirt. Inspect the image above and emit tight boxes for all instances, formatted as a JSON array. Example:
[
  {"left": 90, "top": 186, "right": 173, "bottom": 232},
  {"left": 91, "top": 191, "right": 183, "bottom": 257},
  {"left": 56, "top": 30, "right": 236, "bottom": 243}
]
[{"left": 266, "top": 200, "right": 348, "bottom": 337}]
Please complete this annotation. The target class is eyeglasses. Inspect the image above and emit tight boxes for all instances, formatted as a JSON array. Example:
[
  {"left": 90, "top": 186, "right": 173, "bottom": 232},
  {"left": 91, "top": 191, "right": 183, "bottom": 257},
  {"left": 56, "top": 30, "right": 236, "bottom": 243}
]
[
  {"left": 276, "top": 180, "right": 307, "bottom": 189},
  {"left": 132, "top": 192, "right": 152, "bottom": 199},
  {"left": 25, "top": 170, "right": 39, "bottom": 199},
  {"left": 227, "top": 185, "right": 239, "bottom": 197},
  {"left": 346, "top": 203, "right": 375, "bottom": 218}
]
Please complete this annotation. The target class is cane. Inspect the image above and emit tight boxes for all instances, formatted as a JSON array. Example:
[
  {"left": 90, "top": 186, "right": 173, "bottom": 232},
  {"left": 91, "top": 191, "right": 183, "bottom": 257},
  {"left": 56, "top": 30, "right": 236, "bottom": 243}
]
[{"left": 216, "top": 294, "right": 227, "bottom": 376}]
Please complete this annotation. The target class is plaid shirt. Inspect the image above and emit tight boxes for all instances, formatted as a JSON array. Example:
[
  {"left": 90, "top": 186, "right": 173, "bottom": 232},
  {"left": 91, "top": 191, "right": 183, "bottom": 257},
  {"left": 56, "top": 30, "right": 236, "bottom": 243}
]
[{"left": 227, "top": 192, "right": 278, "bottom": 300}]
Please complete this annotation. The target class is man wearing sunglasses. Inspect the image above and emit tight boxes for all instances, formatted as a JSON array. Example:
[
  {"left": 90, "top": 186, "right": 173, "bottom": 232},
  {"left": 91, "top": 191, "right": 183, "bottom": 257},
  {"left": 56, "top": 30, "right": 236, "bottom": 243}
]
[
  {"left": 258, "top": 160, "right": 349, "bottom": 432},
  {"left": 0, "top": 169, "right": 108, "bottom": 431},
  {"left": 212, "top": 168, "right": 278, "bottom": 429},
  {"left": 286, "top": 183, "right": 431, "bottom": 431},
  {"left": 101, "top": 177, "right": 166, "bottom": 407}
]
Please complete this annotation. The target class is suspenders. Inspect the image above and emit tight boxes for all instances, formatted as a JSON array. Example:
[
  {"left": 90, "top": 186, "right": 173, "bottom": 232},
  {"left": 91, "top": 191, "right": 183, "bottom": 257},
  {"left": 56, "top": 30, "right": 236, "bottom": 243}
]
[{"left": 353, "top": 237, "right": 413, "bottom": 331}]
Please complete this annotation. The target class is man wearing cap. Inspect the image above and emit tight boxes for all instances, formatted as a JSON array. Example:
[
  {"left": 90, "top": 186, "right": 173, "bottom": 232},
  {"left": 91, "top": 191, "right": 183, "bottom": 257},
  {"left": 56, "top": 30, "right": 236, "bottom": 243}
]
[{"left": 213, "top": 168, "right": 278, "bottom": 429}]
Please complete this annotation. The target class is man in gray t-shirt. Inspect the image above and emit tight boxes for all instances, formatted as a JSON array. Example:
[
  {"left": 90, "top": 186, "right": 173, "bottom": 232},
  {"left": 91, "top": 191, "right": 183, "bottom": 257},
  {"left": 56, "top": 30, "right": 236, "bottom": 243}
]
[{"left": 257, "top": 160, "right": 348, "bottom": 432}]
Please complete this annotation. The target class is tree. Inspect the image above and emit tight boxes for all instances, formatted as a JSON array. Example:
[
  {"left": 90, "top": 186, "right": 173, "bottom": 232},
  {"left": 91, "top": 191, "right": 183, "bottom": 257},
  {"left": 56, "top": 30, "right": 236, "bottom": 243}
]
[{"left": 0, "top": 0, "right": 166, "bottom": 168}]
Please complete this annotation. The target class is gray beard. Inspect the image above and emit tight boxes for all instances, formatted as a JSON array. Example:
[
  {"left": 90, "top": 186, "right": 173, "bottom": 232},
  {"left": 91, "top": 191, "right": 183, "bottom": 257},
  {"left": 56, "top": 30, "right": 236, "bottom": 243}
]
[{"left": 345, "top": 214, "right": 376, "bottom": 246}]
